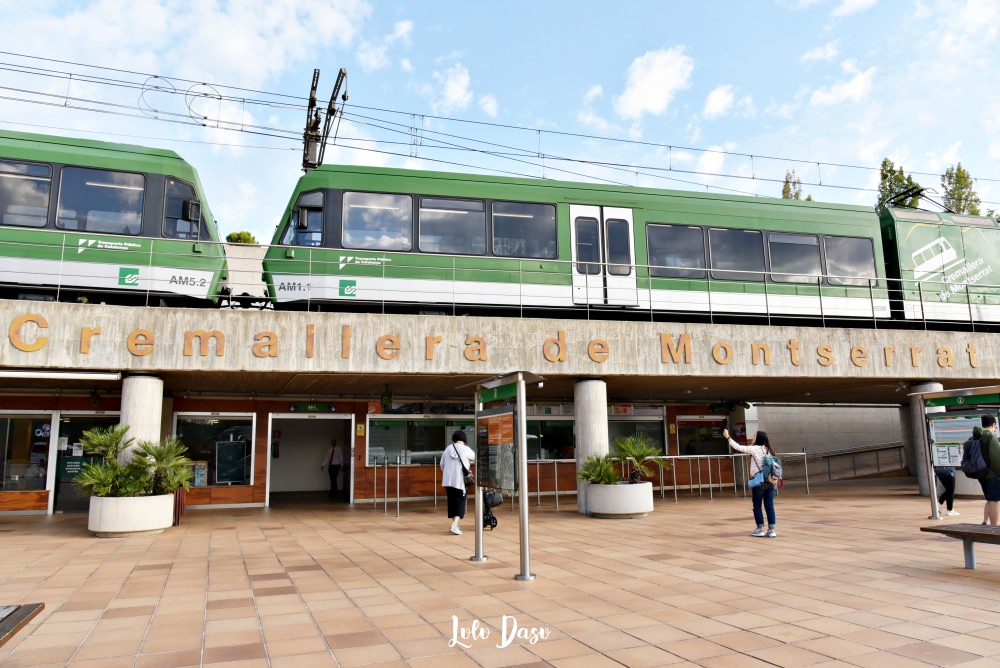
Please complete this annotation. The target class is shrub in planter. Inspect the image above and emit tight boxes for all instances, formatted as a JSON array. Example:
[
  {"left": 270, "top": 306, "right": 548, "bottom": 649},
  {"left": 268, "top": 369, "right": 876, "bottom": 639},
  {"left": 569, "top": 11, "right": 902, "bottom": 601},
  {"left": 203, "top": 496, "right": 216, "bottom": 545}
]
[{"left": 74, "top": 424, "right": 193, "bottom": 536}]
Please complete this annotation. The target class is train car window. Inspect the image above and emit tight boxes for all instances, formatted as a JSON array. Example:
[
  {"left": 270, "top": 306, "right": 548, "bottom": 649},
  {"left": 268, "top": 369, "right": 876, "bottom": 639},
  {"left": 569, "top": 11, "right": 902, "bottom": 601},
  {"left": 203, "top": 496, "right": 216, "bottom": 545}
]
[
  {"left": 709, "top": 228, "right": 764, "bottom": 281},
  {"left": 418, "top": 197, "right": 485, "bottom": 254},
  {"left": 575, "top": 217, "right": 601, "bottom": 274},
  {"left": 768, "top": 232, "right": 821, "bottom": 283},
  {"left": 492, "top": 201, "right": 556, "bottom": 259},
  {"left": 646, "top": 223, "right": 706, "bottom": 278},
  {"left": 606, "top": 218, "right": 632, "bottom": 276},
  {"left": 56, "top": 167, "right": 143, "bottom": 235},
  {"left": 163, "top": 179, "right": 202, "bottom": 240},
  {"left": 342, "top": 191, "right": 411, "bottom": 251},
  {"left": 0, "top": 159, "right": 51, "bottom": 228},
  {"left": 282, "top": 191, "right": 325, "bottom": 247},
  {"left": 824, "top": 236, "right": 877, "bottom": 286}
]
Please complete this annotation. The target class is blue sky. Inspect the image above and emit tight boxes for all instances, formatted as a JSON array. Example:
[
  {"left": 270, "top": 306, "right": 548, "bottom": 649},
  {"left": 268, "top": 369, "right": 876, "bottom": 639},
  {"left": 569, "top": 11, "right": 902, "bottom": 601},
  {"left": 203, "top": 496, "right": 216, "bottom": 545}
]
[{"left": 1, "top": 0, "right": 998, "bottom": 243}]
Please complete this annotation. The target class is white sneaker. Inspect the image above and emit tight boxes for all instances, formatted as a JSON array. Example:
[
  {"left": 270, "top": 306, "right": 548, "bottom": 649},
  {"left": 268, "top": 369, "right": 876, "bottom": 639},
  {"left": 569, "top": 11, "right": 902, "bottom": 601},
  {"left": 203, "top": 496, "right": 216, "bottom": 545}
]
[
  {"left": 449, "top": 525, "right": 462, "bottom": 535},
  {"left": 767, "top": 529, "right": 777, "bottom": 538},
  {"left": 751, "top": 528, "right": 766, "bottom": 537},
  {"left": 946, "top": 510, "right": 960, "bottom": 516}
]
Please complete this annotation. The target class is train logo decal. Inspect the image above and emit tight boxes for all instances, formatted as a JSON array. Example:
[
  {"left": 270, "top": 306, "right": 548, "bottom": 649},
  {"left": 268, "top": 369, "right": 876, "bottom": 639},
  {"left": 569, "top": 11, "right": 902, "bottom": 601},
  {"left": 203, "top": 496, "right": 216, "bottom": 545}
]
[
  {"left": 338, "top": 255, "right": 392, "bottom": 270},
  {"left": 77, "top": 238, "right": 143, "bottom": 254},
  {"left": 118, "top": 268, "right": 140, "bottom": 287},
  {"left": 339, "top": 280, "right": 357, "bottom": 297}
]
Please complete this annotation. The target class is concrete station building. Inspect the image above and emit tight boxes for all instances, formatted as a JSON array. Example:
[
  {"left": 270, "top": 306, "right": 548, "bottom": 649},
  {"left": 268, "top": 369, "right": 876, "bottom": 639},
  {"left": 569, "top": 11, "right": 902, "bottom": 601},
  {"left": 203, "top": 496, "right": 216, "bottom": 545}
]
[{"left": 2, "top": 297, "right": 992, "bottom": 515}]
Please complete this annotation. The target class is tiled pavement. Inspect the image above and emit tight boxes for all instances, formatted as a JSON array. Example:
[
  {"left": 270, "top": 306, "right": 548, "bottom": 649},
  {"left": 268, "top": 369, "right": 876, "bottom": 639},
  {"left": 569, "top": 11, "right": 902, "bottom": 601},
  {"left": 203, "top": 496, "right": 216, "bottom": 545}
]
[{"left": 2, "top": 479, "right": 1000, "bottom": 667}]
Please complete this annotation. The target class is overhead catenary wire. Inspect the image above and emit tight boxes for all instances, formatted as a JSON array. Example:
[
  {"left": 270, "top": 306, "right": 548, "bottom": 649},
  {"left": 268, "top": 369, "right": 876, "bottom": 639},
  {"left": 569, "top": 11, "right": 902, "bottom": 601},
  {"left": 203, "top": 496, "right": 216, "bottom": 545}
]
[{"left": 1, "top": 49, "right": 999, "bottom": 207}]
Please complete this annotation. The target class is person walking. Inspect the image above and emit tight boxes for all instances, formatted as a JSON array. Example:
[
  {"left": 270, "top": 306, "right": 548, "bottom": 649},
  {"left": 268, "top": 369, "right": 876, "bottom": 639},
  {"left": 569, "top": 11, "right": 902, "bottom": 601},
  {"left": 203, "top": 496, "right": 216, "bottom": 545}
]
[
  {"left": 321, "top": 439, "right": 344, "bottom": 499},
  {"left": 441, "top": 430, "right": 475, "bottom": 535},
  {"left": 934, "top": 463, "right": 959, "bottom": 516},
  {"left": 978, "top": 415, "right": 1000, "bottom": 526},
  {"left": 724, "top": 427, "right": 778, "bottom": 538}
]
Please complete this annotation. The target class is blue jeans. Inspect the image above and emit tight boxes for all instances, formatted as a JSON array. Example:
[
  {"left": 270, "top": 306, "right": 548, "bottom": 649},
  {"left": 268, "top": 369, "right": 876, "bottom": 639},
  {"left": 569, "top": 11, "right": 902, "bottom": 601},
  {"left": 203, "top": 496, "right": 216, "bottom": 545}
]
[{"left": 752, "top": 484, "right": 776, "bottom": 527}]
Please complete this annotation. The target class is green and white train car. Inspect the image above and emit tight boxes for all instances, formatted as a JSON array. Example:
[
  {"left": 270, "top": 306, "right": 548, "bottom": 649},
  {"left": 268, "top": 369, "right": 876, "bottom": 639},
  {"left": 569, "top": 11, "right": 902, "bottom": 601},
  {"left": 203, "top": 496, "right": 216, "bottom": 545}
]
[
  {"left": 263, "top": 165, "right": 891, "bottom": 320},
  {"left": 880, "top": 207, "right": 1000, "bottom": 323},
  {"left": 0, "top": 129, "right": 227, "bottom": 306}
]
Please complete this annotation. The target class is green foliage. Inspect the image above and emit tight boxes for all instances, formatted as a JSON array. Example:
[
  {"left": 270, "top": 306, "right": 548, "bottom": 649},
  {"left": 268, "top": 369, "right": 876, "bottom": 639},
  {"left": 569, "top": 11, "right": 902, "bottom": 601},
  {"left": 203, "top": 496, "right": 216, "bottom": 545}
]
[
  {"left": 612, "top": 434, "right": 667, "bottom": 482},
  {"left": 877, "top": 158, "right": 920, "bottom": 211},
  {"left": 226, "top": 230, "right": 258, "bottom": 244},
  {"left": 941, "top": 163, "right": 981, "bottom": 215},
  {"left": 781, "top": 170, "right": 803, "bottom": 200},
  {"left": 576, "top": 454, "right": 620, "bottom": 485},
  {"left": 134, "top": 436, "right": 194, "bottom": 495},
  {"left": 73, "top": 425, "right": 193, "bottom": 498}
]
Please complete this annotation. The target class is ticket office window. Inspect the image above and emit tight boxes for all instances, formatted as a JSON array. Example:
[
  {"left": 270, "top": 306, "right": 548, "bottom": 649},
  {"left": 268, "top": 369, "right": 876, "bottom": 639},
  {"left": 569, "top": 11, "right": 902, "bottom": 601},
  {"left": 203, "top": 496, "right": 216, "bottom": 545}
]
[
  {"left": 525, "top": 420, "right": 575, "bottom": 460},
  {"left": 367, "top": 418, "right": 474, "bottom": 466},
  {"left": 174, "top": 415, "right": 254, "bottom": 486},
  {"left": 609, "top": 420, "right": 666, "bottom": 455},
  {"left": 0, "top": 416, "right": 53, "bottom": 491},
  {"left": 676, "top": 417, "right": 728, "bottom": 456}
]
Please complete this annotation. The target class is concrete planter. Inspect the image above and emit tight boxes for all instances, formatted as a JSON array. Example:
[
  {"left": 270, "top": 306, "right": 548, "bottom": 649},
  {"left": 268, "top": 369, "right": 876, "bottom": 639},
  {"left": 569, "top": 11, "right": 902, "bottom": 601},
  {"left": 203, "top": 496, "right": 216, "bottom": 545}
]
[
  {"left": 88, "top": 494, "right": 175, "bottom": 537},
  {"left": 584, "top": 481, "right": 654, "bottom": 518}
]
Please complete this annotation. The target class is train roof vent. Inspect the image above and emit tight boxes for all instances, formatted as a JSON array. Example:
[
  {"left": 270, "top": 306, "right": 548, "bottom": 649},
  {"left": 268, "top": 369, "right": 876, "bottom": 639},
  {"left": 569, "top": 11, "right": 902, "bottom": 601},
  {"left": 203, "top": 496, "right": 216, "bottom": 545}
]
[
  {"left": 952, "top": 215, "right": 998, "bottom": 227},
  {"left": 894, "top": 211, "right": 940, "bottom": 222}
]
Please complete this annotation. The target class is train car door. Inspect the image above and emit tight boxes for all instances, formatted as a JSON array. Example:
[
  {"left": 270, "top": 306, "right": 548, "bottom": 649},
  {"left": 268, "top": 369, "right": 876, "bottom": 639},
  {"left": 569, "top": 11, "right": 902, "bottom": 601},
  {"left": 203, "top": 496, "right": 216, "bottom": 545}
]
[{"left": 570, "top": 205, "right": 637, "bottom": 306}]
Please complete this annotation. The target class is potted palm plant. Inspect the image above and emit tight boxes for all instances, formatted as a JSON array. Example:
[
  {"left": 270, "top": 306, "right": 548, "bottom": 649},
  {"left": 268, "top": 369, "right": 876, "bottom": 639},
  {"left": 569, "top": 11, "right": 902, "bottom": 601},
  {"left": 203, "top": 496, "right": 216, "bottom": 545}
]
[
  {"left": 576, "top": 435, "right": 666, "bottom": 518},
  {"left": 74, "top": 424, "right": 193, "bottom": 537}
]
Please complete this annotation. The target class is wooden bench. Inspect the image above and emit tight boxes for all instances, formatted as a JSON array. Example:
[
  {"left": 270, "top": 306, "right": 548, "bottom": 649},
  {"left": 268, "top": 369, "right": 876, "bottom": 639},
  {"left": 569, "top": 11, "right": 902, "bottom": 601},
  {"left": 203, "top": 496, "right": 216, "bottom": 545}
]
[
  {"left": 0, "top": 603, "right": 44, "bottom": 648},
  {"left": 920, "top": 523, "right": 1000, "bottom": 569}
]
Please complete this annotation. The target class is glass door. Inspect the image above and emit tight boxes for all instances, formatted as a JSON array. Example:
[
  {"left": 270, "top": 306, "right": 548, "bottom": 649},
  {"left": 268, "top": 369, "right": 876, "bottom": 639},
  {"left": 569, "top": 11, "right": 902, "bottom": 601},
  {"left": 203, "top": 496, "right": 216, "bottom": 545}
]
[{"left": 570, "top": 204, "right": 637, "bottom": 306}]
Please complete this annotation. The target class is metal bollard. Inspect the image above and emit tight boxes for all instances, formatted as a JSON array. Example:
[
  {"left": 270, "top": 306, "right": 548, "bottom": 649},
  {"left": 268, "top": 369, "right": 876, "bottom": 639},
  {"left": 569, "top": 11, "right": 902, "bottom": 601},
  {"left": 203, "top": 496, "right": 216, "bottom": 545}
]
[
  {"left": 384, "top": 456, "right": 389, "bottom": 513},
  {"left": 396, "top": 456, "right": 400, "bottom": 518},
  {"left": 554, "top": 460, "right": 559, "bottom": 510},
  {"left": 373, "top": 456, "right": 378, "bottom": 510},
  {"left": 434, "top": 456, "right": 438, "bottom": 507}
]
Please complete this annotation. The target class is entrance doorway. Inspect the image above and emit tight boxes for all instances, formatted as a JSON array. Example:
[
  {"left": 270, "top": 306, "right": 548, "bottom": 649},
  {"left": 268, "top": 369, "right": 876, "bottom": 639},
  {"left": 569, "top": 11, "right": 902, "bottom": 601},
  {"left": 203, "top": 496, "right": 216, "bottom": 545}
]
[{"left": 267, "top": 414, "right": 353, "bottom": 506}]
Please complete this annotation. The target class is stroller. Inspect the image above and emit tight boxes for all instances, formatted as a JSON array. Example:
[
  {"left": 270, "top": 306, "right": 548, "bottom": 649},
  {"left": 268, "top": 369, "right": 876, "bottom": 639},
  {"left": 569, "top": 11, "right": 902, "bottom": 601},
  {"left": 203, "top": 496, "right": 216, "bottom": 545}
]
[{"left": 482, "top": 489, "right": 503, "bottom": 530}]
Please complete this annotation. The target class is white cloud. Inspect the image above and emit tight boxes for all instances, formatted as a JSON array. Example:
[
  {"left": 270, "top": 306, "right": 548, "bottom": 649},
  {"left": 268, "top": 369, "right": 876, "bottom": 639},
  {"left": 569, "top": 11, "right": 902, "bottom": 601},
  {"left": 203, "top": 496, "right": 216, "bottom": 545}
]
[
  {"left": 576, "top": 85, "right": 617, "bottom": 133},
  {"left": 357, "top": 41, "right": 389, "bottom": 71},
  {"left": 431, "top": 63, "right": 473, "bottom": 115},
  {"left": 478, "top": 93, "right": 498, "bottom": 118},
  {"left": 614, "top": 46, "right": 694, "bottom": 121},
  {"left": 810, "top": 60, "right": 875, "bottom": 105},
  {"left": 801, "top": 40, "right": 839, "bottom": 62},
  {"left": 703, "top": 84, "right": 735, "bottom": 119},
  {"left": 357, "top": 18, "right": 414, "bottom": 72},
  {"left": 400, "top": 58, "right": 414, "bottom": 73},
  {"left": 939, "top": 0, "right": 1000, "bottom": 57},
  {"left": 831, "top": 0, "right": 877, "bottom": 18}
]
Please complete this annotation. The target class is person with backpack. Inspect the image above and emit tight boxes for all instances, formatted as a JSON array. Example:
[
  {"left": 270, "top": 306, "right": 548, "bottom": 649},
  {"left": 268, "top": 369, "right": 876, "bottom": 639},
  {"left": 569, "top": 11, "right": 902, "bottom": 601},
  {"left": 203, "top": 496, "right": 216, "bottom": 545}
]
[
  {"left": 723, "top": 428, "right": 779, "bottom": 538},
  {"left": 977, "top": 416, "right": 1000, "bottom": 526}
]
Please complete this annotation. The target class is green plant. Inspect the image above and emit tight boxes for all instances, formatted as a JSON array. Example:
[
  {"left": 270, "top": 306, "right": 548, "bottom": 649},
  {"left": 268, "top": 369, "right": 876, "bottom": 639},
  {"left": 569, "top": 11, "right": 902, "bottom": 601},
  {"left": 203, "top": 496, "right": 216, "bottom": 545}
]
[
  {"left": 612, "top": 435, "right": 667, "bottom": 484},
  {"left": 74, "top": 425, "right": 193, "bottom": 498},
  {"left": 576, "top": 454, "right": 620, "bottom": 485}
]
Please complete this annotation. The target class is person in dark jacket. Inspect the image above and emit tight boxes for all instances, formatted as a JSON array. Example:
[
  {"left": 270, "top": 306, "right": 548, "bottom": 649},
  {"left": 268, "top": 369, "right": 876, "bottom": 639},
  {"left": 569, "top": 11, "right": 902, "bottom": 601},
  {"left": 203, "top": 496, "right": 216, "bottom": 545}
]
[{"left": 979, "top": 416, "right": 1000, "bottom": 526}]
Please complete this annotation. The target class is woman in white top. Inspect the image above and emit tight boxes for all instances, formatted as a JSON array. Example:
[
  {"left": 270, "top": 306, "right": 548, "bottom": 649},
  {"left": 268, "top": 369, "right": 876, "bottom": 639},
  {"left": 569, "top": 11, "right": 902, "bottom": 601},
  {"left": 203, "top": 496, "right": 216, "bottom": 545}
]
[
  {"left": 723, "top": 428, "right": 778, "bottom": 538},
  {"left": 441, "top": 430, "right": 475, "bottom": 535}
]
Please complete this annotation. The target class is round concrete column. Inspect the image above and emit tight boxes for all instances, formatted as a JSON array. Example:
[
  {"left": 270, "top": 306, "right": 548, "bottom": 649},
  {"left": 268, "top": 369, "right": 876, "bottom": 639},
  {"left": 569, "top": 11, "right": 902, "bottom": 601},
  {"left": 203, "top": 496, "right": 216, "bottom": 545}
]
[
  {"left": 120, "top": 375, "right": 164, "bottom": 445},
  {"left": 909, "top": 380, "right": 943, "bottom": 497},
  {"left": 574, "top": 379, "right": 608, "bottom": 515}
]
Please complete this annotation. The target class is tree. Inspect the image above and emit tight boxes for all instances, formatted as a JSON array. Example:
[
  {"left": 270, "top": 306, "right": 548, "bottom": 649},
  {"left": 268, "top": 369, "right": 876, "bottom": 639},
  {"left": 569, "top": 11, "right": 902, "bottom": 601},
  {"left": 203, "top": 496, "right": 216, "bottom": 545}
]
[
  {"left": 941, "top": 163, "right": 981, "bottom": 215},
  {"left": 781, "top": 170, "right": 803, "bottom": 200},
  {"left": 877, "top": 158, "right": 920, "bottom": 211},
  {"left": 226, "top": 231, "right": 258, "bottom": 244}
]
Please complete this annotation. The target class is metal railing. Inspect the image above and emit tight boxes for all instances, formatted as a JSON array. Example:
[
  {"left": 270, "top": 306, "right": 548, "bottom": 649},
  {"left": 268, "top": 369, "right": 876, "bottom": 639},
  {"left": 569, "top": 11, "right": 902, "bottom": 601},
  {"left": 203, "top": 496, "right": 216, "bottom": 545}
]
[{"left": 364, "top": 443, "right": 906, "bottom": 512}]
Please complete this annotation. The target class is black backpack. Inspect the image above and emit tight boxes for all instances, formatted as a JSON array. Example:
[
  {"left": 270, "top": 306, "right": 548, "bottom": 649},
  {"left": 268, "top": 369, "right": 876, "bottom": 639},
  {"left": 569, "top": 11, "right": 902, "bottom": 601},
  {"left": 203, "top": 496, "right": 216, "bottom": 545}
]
[{"left": 960, "top": 434, "right": 991, "bottom": 480}]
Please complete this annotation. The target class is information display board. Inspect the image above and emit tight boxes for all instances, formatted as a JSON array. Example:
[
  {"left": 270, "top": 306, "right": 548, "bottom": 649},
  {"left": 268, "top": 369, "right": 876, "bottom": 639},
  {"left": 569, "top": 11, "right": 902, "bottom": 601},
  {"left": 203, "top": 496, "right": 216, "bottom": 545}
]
[
  {"left": 928, "top": 414, "right": 982, "bottom": 466},
  {"left": 475, "top": 405, "right": 517, "bottom": 493}
]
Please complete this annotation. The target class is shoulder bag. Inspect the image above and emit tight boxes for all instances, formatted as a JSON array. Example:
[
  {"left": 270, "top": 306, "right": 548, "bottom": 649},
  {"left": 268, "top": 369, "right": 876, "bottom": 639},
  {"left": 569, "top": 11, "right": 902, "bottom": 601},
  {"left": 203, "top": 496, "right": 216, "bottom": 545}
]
[{"left": 453, "top": 444, "right": 475, "bottom": 487}]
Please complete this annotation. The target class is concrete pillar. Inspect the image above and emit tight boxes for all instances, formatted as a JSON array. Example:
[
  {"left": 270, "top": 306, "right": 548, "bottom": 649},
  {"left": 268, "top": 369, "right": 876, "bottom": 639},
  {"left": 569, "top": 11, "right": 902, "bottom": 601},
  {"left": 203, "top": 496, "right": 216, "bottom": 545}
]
[
  {"left": 120, "top": 374, "right": 164, "bottom": 445},
  {"left": 574, "top": 379, "right": 608, "bottom": 515},
  {"left": 909, "top": 381, "right": 943, "bottom": 497}
]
